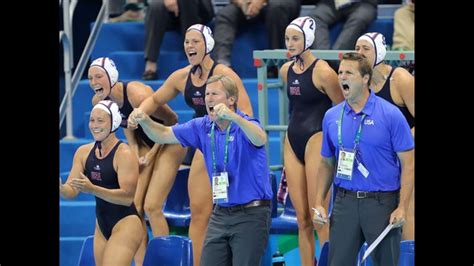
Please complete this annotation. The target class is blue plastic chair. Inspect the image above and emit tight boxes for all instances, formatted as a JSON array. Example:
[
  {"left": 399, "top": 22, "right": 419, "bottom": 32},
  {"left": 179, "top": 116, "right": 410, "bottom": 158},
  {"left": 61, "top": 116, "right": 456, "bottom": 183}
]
[
  {"left": 143, "top": 235, "right": 193, "bottom": 266},
  {"left": 77, "top": 235, "right": 95, "bottom": 266},
  {"left": 399, "top": 240, "right": 414, "bottom": 266},
  {"left": 270, "top": 193, "right": 298, "bottom": 233},
  {"left": 164, "top": 168, "right": 191, "bottom": 227}
]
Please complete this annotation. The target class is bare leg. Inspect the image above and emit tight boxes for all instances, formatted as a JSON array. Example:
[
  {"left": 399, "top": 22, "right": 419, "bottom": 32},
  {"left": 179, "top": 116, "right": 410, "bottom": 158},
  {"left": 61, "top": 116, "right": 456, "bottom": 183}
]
[
  {"left": 284, "top": 136, "right": 315, "bottom": 266},
  {"left": 101, "top": 215, "right": 144, "bottom": 266},
  {"left": 305, "top": 133, "right": 330, "bottom": 247},
  {"left": 188, "top": 150, "right": 213, "bottom": 266},
  {"left": 93, "top": 221, "right": 107, "bottom": 266},
  {"left": 133, "top": 145, "right": 156, "bottom": 266},
  {"left": 144, "top": 144, "right": 187, "bottom": 236},
  {"left": 133, "top": 219, "right": 148, "bottom": 266}
]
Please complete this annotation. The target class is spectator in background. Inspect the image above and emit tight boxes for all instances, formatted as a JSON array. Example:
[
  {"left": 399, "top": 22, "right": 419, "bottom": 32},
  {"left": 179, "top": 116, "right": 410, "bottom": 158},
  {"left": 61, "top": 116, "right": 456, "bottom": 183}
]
[
  {"left": 392, "top": 0, "right": 414, "bottom": 51},
  {"left": 108, "top": 0, "right": 145, "bottom": 22},
  {"left": 212, "top": 0, "right": 301, "bottom": 77},
  {"left": 142, "top": 0, "right": 214, "bottom": 80},
  {"left": 309, "top": 0, "right": 377, "bottom": 50},
  {"left": 128, "top": 24, "right": 254, "bottom": 266},
  {"left": 392, "top": 0, "right": 414, "bottom": 74},
  {"left": 280, "top": 16, "right": 344, "bottom": 265},
  {"left": 355, "top": 32, "right": 415, "bottom": 240},
  {"left": 88, "top": 57, "right": 184, "bottom": 266},
  {"left": 60, "top": 100, "right": 144, "bottom": 266},
  {"left": 108, "top": 0, "right": 126, "bottom": 19}
]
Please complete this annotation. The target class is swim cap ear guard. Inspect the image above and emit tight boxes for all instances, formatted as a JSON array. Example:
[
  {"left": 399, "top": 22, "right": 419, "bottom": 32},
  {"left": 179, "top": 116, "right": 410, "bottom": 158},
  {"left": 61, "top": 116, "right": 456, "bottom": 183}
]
[
  {"left": 357, "top": 32, "right": 387, "bottom": 67},
  {"left": 186, "top": 24, "right": 215, "bottom": 54}
]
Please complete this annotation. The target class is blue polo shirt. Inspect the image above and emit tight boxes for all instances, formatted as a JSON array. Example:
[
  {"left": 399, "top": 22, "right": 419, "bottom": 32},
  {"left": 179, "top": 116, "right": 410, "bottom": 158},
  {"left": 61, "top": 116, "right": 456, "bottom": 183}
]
[
  {"left": 321, "top": 91, "right": 414, "bottom": 192},
  {"left": 172, "top": 110, "right": 273, "bottom": 206}
]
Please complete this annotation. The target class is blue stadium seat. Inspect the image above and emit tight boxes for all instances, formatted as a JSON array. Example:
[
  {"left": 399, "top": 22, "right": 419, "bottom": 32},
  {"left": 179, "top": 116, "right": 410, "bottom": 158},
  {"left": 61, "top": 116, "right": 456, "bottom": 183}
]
[
  {"left": 91, "top": 22, "right": 185, "bottom": 57},
  {"left": 230, "top": 23, "right": 267, "bottom": 78},
  {"left": 143, "top": 235, "right": 193, "bottom": 266},
  {"left": 77, "top": 235, "right": 95, "bottom": 266},
  {"left": 270, "top": 192, "right": 297, "bottom": 233},
  {"left": 164, "top": 168, "right": 191, "bottom": 227},
  {"left": 108, "top": 51, "right": 188, "bottom": 80},
  {"left": 367, "top": 18, "right": 394, "bottom": 46},
  {"left": 61, "top": 237, "right": 87, "bottom": 266},
  {"left": 399, "top": 240, "right": 414, "bottom": 266},
  {"left": 60, "top": 201, "right": 96, "bottom": 237}
]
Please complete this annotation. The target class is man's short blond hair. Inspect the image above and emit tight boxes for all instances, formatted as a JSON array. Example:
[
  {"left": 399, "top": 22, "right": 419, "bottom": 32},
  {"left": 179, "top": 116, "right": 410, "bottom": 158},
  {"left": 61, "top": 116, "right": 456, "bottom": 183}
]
[{"left": 207, "top": 75, "right": 239, "bottom": 108}]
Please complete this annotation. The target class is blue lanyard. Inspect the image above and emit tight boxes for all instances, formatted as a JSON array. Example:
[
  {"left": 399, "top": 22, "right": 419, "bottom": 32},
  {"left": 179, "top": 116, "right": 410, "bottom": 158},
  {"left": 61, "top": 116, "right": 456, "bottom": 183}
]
[
  {"left": 338, "top": 103, "right": 366, "bottom": 152},
  {"left": 211, "top": 122, "right": 232, "bottom": 174}
]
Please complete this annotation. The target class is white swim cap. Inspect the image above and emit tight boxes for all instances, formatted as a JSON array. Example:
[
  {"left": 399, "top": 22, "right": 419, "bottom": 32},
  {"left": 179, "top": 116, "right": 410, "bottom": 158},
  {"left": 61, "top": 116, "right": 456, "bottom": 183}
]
[
  {"left": 286, "top": 16, "right": 316, "bottom": 50},
  {"left": 186, "top": 24, "right": 215, "bottom": 54},
  {"left": 92, "top": 100, "right": 122, "bottom": 133},
  {"left": 357, "top": 32, "right": 387, "bottom": 67},
  {"left": 90, "top": 57, "right": 119, "bottom": 88}
]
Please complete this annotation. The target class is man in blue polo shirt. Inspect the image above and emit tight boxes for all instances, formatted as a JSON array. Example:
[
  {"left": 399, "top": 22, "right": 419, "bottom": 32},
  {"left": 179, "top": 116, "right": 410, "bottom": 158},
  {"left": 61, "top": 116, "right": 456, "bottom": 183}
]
[
  {"left": 130, "top": 74, "right": 273, "bottom": 266},
  {"left": 313, "top": 52, "right": 414, "bottom": 266}
]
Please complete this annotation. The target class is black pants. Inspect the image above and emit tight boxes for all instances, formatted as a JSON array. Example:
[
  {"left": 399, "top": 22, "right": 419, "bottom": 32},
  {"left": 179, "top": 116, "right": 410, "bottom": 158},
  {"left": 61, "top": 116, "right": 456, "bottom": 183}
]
[
  {"left": 200, "top": 204, "right": 271, "bottom": 266},
  {"left": 310, "top": 2, "right": 377, "bottom": 50},
  {"left": 212, "top": 0, "right": 301, "bottom": 65},
  {"left": 329, "top": 189, "right": 401, "bottom": 266},
  {"left": 144, "top": 0, "right": 214, "bottom": 62}
]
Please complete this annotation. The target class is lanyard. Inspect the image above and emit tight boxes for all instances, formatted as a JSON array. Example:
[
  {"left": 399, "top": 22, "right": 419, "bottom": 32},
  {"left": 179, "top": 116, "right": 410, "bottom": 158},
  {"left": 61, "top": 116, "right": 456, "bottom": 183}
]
[
  {"left": 211, "top": 122, "right": 232, "bottom": 174},
  {"left": 338, "top": 103, "right": 367, "bottom": 151}
]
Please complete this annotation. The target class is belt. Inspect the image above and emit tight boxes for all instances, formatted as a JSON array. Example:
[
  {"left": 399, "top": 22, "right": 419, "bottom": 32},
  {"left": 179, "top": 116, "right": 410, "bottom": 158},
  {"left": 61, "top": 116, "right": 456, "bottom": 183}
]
[
  {"left": 215, "top": 200, "right": 271, "bottom": 211},
  {"left": 337, "top": 187, "right": 399, "bottom": 199}
]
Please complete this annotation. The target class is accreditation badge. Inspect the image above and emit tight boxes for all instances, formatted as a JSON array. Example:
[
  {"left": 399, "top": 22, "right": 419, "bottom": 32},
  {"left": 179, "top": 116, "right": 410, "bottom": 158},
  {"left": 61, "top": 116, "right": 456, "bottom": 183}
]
[
  {"left": 336, "top": 149, "right": 355, "bottom": 181},
  {"left": 212, "top": 172, "right": 229, "bottom": 203}
]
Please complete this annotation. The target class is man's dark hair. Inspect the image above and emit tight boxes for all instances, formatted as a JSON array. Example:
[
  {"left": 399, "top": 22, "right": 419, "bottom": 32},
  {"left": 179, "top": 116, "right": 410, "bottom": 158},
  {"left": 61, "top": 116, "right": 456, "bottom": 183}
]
[{"left": 342, "top": 52, "right": 373, "bottom": 86}]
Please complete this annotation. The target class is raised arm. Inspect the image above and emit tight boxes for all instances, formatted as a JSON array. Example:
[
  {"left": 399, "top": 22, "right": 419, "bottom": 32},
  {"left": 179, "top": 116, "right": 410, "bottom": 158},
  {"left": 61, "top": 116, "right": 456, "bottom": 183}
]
[
  {"left": 214, "top": 103, "right": 267, "bottom": 146},
  {"left": 233, "top": 114, "right": 267, "bottom": 146},
  {"left": 129, "top": 70, "right": 185, "bottom": 127},
  {"left": 131, "top": 108, "right": 181, "bottom": 144},
  {"left": 128, "top": 81, "right": 179, "bottom": 126},
  {"left": 141, "top": 72, "right": 182, "bottom": 114}
]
